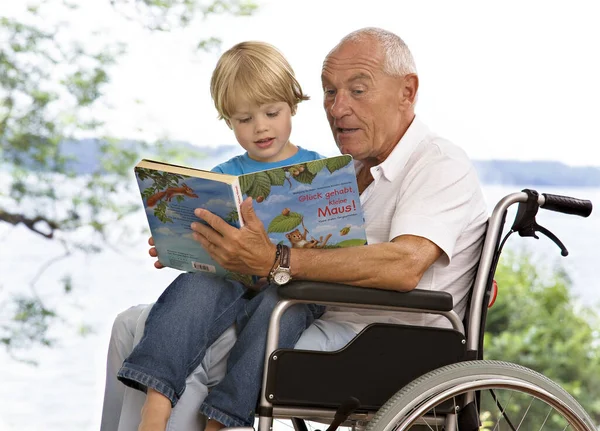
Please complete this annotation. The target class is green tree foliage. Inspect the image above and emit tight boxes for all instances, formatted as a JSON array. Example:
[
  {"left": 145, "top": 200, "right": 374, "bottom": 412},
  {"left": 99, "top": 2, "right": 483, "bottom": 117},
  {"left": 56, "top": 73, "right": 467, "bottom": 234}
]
[
  {"left": 111, "top": 0, "right": 257, "bottom": 32},
  {"left": 0, "top": 0, "right": 257, "bottom": 358},
  {"left": 484, "top": 251, "right": 600, "bottom": 424}
]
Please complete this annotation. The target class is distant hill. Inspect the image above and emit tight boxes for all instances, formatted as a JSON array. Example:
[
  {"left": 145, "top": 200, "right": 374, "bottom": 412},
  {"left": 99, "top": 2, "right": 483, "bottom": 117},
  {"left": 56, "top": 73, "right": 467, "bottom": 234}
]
[
  {"left": 473, "top": 160, "right": 600, "bottom": 187},
  {"left": 40, "top": 139, "right": 238, "bottom": 175},
  {"left": 4, "top": 139, "right": 600, "bottom": 187}
]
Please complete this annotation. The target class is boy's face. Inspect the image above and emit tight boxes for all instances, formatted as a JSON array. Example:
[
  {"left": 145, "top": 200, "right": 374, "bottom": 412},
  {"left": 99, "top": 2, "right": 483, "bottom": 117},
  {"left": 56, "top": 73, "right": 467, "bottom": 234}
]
[{"left": 228, "top": 100, "right": 294, "bottom": 163}]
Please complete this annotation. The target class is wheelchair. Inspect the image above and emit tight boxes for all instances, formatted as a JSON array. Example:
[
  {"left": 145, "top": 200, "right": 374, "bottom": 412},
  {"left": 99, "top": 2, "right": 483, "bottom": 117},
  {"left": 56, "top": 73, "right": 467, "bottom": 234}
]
[{"left": 252, "top": 189, "right": 595, "bottom": 431}]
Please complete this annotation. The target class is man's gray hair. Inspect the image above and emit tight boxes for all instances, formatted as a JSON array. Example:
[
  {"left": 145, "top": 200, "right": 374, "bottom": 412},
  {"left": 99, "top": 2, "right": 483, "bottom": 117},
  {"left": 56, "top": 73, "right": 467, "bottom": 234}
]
[{"left": 336, "top": 27, "right": 417, "bottom": 77}]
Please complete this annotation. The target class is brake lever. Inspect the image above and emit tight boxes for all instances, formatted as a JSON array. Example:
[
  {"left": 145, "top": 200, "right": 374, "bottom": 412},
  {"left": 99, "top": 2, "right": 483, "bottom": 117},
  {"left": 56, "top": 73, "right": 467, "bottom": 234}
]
[
  {"left": 511, "top": 189, "right": 569, "bottom": 256},
  {"left": 535, "top": 223, "right": 569, "bottom": 257},
  {"left": 511, "top": 189, "right": 540, "bottom": 237}
]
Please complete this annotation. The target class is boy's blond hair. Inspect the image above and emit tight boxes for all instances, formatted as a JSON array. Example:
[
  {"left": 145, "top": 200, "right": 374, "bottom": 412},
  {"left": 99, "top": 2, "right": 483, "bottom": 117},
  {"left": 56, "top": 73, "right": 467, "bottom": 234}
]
[{"left": 210, "top": 41, "right": 309, "bottom": 120}]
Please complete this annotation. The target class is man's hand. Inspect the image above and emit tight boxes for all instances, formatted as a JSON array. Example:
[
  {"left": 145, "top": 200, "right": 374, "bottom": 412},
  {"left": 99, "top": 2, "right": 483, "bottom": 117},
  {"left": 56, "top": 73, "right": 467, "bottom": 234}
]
[
  {"left": 191, "top": 197, "right": 276, "bottom": 277},
  {"left": 148, "top": 236, "right": 165, "bottom": 269}
]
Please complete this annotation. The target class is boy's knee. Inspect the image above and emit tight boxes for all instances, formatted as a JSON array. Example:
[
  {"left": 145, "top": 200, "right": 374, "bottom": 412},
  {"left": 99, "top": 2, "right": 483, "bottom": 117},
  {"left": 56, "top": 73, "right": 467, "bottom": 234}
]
[
  {"left": 161, "top": 272, "right": 239, "bottom": 304},
  {"left": 156, "top": 273, "right": 194, "bottom": 301}
]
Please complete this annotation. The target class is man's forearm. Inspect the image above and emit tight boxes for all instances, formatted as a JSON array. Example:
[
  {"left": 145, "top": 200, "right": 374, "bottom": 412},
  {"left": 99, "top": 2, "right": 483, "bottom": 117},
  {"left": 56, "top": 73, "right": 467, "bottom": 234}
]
[{"left": 289, "top": 241, "right": 431, "bottom": 292}]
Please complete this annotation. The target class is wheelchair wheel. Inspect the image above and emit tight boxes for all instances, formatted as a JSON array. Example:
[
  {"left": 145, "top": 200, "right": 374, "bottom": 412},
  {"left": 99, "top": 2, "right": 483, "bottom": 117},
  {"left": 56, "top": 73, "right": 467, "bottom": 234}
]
[{"left": 366, "top": 360, "right": 596, "bottom": 431}]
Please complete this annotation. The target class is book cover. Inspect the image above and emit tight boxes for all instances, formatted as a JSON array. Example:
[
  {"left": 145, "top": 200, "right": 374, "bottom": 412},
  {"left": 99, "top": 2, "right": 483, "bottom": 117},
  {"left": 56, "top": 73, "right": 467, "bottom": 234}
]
[
  {"left": 135, "top": 160, "right": 244, "bottom": 279},
  {"left": 239, "top": 155, "right": 367, "bottom": 252},
  {"left": 134, "top": 154, "right": 367, "bottom": 283}
]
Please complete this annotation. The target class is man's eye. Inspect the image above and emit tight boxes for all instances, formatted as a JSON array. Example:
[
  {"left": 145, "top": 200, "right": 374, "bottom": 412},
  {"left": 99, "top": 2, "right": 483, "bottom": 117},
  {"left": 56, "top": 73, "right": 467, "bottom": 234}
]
[
  {"left": 267, "top": 111, "right": 280, "bottom": 118},
  {"left": 324, "top": 89, "right": 336, "bottom": 96},
  {"left": 239, "top": 118, "right": 251, "bottom": 123},
  {"left": 352, "top": 89, "right": 364, "bottom": 95}
]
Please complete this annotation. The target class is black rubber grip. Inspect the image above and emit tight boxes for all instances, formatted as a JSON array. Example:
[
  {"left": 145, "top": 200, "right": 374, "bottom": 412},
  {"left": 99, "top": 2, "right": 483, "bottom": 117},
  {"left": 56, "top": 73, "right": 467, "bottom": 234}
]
[{"left": 542, "top": 193, "right": 593, "bottom": 217}]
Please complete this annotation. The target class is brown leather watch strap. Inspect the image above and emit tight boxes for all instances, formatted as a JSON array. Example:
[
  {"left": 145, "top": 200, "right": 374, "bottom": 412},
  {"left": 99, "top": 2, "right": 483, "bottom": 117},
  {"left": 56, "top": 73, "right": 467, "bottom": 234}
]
[
  {"left": 267, "top": 245, "right": 281, "bottom": 281},
  {"left": 279, "top": 244, "right": 290, "bottom": 269}
]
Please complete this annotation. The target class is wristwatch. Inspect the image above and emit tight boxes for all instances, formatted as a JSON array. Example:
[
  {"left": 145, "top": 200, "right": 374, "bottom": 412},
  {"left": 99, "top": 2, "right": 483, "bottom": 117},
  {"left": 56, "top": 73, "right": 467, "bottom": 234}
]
[{"left": 270, "top": 244, "right": 292, "bottom": 285}]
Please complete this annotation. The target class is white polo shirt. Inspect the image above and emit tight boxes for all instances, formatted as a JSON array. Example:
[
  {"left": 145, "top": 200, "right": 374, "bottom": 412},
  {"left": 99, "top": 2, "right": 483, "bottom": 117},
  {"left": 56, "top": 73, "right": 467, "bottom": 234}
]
[{"left": 320, "top": 116, "right": 488, "bottom": 331}]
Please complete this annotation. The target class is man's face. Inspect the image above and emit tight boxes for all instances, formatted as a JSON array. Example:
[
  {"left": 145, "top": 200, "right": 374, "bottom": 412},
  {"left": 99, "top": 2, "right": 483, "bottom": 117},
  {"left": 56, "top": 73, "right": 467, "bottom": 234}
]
[{"left": 321, "top": 38, "right": 413, "bottom": 163}]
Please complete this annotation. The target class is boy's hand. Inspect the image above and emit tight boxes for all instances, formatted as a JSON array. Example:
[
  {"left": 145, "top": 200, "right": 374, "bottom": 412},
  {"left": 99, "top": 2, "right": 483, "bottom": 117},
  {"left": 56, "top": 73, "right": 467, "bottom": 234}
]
[
  {"left": 190, "top": 197, "right": 276, "bottom": 277},
  {"left": 148, "top": 236, "right": 165, "bottom": 269}
]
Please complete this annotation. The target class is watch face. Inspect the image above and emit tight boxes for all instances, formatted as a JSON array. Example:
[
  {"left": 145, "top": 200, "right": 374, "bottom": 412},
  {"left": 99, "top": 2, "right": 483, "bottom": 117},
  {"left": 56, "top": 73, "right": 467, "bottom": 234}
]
[{"left": 274, "top": 270, "right": 291, "bottom": 285}]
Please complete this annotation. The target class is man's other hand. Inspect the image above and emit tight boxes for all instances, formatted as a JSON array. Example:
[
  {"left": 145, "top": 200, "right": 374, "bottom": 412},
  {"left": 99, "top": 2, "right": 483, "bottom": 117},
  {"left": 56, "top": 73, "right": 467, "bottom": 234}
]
[{"left": 191, "top": 197, "right": 276, "bottom": 277}]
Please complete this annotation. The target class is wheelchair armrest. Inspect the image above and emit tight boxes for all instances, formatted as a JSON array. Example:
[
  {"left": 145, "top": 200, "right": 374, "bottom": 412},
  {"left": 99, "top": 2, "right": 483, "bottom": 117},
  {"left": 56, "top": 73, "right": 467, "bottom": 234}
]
[{"left": 277, "top": 281, "right": 454, "bottom": 312}]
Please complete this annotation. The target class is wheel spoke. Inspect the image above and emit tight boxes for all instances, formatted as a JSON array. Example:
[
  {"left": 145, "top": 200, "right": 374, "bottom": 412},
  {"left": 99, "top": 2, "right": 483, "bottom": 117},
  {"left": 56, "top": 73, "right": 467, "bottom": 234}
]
[
  {"left": 537, "top": 406, "right": 552, "bottom": 431},
  {"left": 492, "top": 389, "right": 516, "bottom": 431},
  {"left": 515, "top": 395, "right": 535, "bottom": 430}
]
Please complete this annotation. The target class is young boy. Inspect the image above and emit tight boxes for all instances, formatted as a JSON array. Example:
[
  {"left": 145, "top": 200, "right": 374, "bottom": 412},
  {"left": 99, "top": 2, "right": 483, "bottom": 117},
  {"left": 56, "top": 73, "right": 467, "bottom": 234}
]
[{"left": 113, "top": 41, "right": 325, "bottom": 431}]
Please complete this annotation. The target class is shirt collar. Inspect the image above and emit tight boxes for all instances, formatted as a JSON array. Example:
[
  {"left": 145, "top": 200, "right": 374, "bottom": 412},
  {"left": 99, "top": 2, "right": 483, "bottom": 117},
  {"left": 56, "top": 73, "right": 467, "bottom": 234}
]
[{"left": 370, "top": 115, "right": 430, "bottom": 182}]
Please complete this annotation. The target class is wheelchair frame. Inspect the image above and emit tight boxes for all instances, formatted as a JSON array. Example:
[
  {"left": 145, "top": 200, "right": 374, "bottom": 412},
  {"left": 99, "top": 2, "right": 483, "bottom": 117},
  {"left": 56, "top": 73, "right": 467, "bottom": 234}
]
[{"left": 252, "top": 189, "right": 593, "bottom": 431}]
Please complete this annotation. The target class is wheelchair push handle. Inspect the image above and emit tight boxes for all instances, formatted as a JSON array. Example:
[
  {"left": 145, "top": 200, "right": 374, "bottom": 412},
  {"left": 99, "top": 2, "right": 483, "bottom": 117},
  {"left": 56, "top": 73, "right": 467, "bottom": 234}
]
[
  {"left": 511, "top": 189, "right": 593, "bottom": 258},
  {"left": 541, "top": 193, "right": 593, "bottom": 218}
]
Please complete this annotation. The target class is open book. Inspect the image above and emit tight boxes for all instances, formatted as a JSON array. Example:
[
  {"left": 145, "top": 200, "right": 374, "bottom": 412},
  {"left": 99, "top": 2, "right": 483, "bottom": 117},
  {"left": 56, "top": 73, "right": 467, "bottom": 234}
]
[{"left": 134, "top": 154, "right": 367, "bottom": 284}]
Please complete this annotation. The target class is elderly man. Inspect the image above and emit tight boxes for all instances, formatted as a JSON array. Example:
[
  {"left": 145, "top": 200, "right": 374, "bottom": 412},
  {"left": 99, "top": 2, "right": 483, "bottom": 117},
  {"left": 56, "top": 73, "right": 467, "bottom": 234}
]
[{"left": 100, "top": 27, "right": 487, "bottom": 431}]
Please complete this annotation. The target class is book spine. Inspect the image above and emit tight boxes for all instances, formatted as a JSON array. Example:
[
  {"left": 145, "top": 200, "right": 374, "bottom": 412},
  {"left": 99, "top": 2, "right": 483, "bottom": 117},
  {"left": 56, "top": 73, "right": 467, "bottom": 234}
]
[{"left": 232, "top": 178, "right": 245, "bottom": 227}]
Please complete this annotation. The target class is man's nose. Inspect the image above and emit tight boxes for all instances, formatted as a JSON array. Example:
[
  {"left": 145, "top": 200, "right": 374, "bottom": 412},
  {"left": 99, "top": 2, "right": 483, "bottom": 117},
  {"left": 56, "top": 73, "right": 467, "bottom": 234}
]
[{"left": 329, "top": 92, "right": 352, "bottom": 118}]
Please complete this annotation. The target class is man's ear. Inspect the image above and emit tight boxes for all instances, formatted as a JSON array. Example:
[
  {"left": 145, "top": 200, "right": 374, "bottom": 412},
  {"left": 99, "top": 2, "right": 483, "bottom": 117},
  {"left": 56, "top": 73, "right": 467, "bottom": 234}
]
[{"left": 402, "top": 74, "right": 419, "bottom": 107}]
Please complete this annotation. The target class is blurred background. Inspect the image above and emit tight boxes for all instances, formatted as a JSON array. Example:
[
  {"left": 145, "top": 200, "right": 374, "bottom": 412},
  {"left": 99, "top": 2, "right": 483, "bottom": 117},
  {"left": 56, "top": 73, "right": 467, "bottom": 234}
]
[{"left": 1, "top": 0, "right": 599, "bottom": 429}]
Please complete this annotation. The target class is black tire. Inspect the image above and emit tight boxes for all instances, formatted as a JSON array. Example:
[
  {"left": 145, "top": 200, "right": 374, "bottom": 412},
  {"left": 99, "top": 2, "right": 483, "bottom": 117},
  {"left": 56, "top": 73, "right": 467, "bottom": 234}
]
[{"left": 366, "top": 360, "right": 596, "bottom": 431}]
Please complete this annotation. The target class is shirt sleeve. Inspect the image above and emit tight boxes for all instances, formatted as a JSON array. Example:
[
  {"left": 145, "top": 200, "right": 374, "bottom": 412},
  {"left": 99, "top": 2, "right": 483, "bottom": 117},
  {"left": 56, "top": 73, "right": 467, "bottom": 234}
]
[{"left": 389, "top": 151, "right": 481, "bottom": 266}]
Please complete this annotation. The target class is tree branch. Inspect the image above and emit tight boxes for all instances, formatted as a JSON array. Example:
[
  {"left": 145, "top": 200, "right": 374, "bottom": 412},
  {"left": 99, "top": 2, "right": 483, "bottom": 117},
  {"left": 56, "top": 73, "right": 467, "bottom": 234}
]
[
  {"left": 0, "top": 209, "right": 60, "bottom": 239},
  {"left": 28, "top": 247, "right": 72, "bottom": 291}
]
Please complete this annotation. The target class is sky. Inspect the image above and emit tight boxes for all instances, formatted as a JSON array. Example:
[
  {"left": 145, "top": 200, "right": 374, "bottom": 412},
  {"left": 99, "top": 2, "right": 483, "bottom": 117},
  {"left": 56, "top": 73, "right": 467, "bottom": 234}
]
[{"left": 5, "top": 0, "right": 600, "bottom": 165}]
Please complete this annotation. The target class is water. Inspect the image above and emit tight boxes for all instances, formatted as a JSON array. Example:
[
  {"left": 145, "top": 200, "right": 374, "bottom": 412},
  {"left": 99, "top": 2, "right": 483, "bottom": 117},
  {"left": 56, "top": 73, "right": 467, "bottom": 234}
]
[{"left": 0, "top": 185, "right": 598, "bottom": 430}]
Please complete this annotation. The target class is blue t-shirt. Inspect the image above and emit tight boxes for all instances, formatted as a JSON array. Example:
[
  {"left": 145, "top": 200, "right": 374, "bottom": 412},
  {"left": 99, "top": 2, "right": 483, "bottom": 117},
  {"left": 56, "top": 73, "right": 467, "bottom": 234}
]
[{"left": 211, "top": 147, "right": 323, "bottom": 175}]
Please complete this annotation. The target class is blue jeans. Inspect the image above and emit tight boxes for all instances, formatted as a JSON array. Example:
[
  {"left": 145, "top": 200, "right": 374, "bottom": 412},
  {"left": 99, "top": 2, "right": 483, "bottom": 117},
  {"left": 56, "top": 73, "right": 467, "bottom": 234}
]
[
  {"left": 117, "top": 272, "right": 324, "bottom": 427},
  {"left": 200, "top": 284, "right": 325, "bottom": 426}
]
